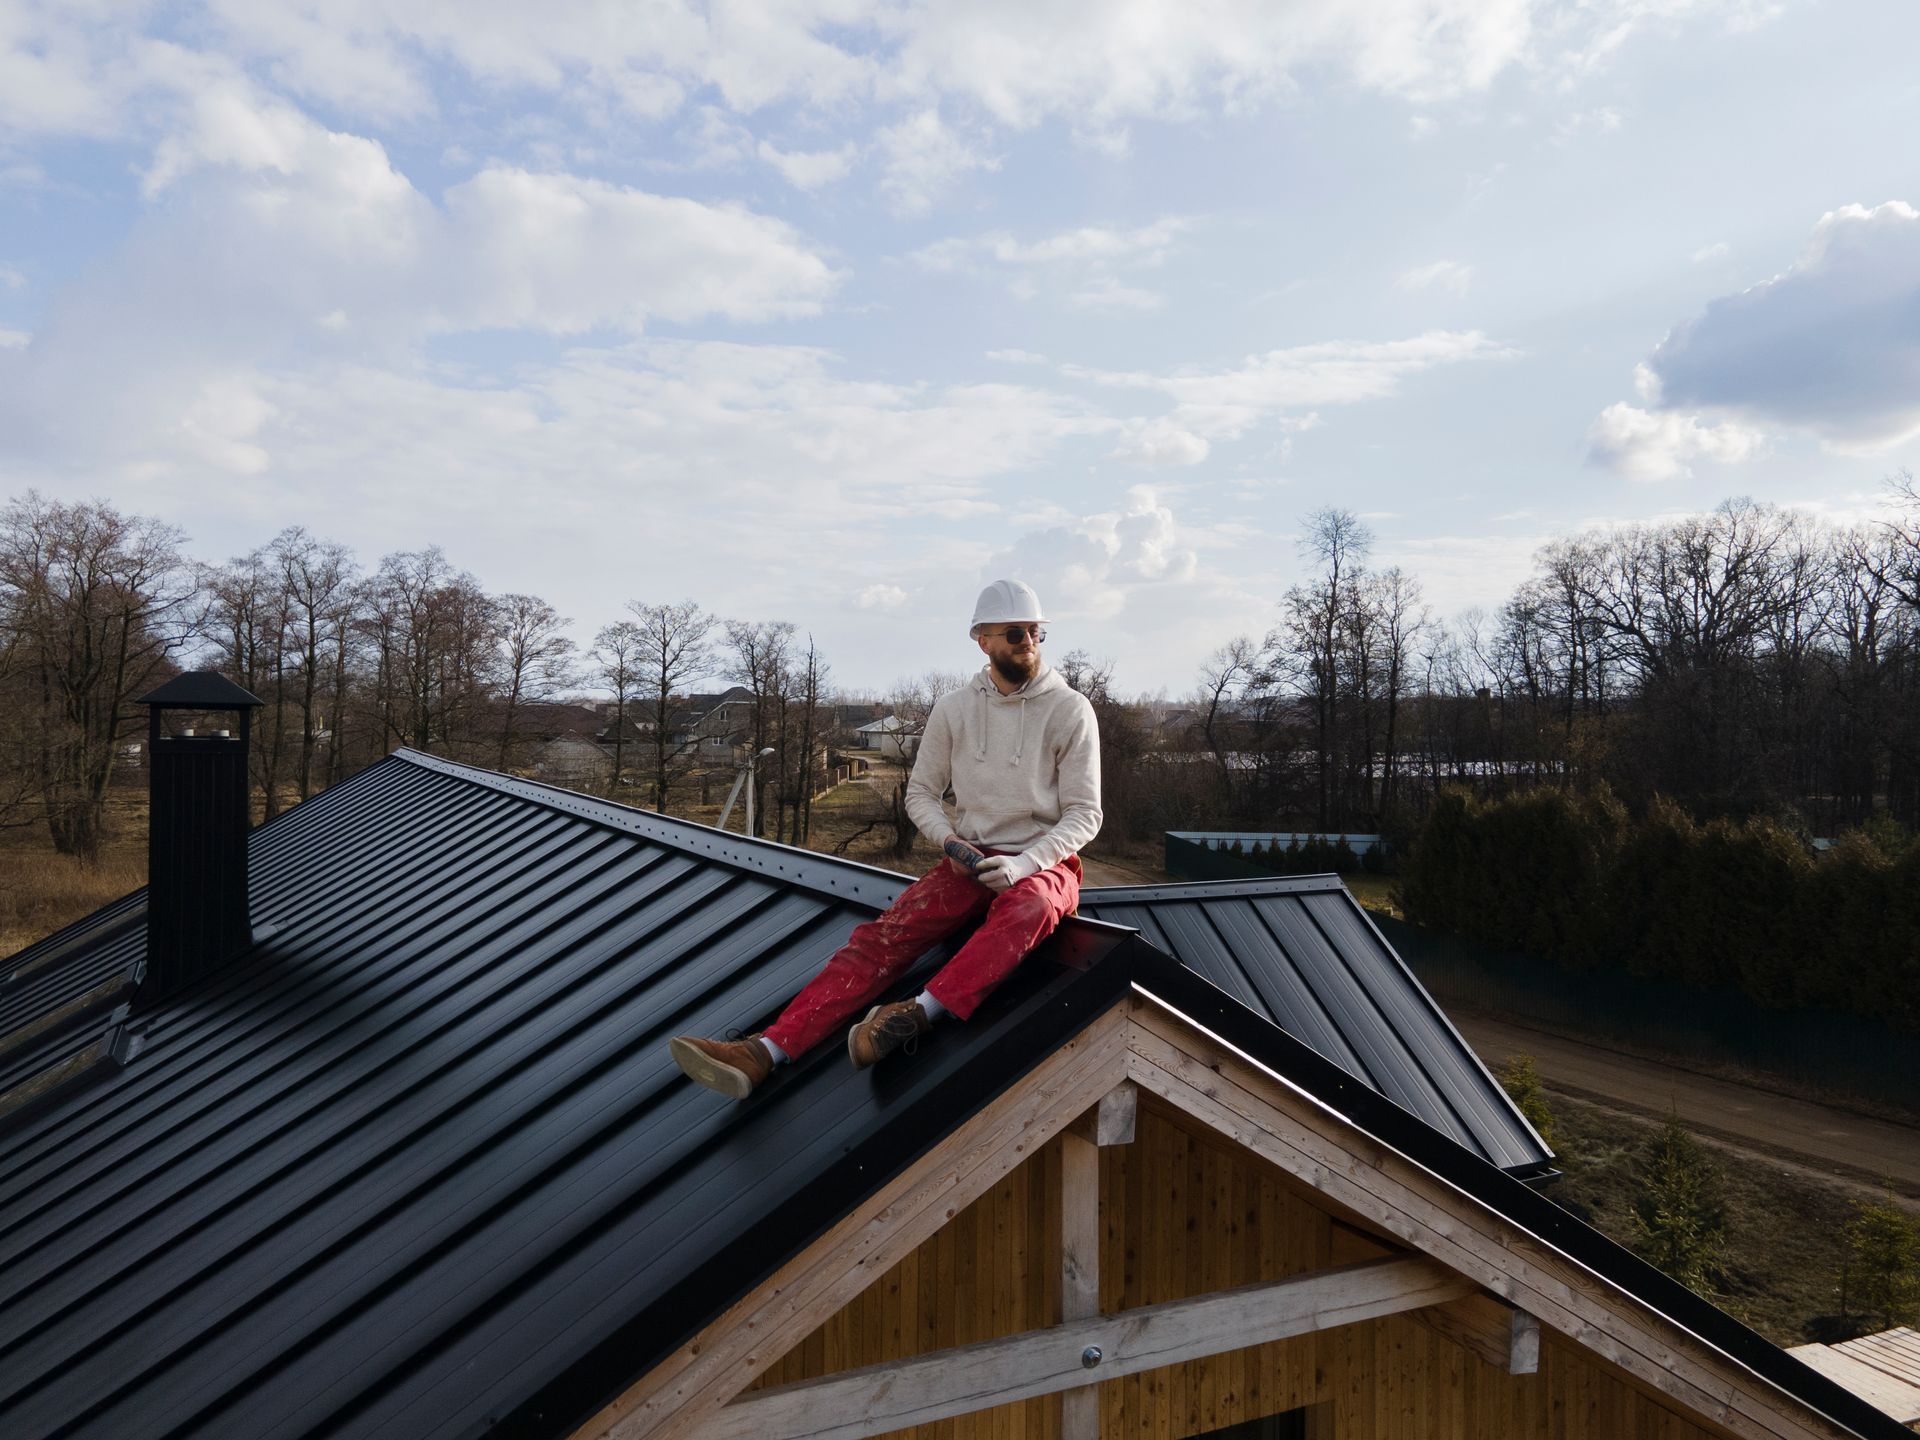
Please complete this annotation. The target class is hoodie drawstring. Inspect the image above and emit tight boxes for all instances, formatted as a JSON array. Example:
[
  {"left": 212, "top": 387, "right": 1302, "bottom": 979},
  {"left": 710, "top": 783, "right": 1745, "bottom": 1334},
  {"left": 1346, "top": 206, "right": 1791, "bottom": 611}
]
[{"left": 975, "top": 667, "right": 1036, "bottom": 767}]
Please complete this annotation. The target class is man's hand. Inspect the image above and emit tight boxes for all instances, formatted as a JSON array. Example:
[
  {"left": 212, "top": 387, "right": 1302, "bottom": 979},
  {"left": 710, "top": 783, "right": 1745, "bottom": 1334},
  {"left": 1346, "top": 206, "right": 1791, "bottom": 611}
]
[
  {"left": 973, "top": 854, "right": 1039, "bottom": 893},
  {"left": 943, "top": 836, "right": 986, "bottom": 875}
]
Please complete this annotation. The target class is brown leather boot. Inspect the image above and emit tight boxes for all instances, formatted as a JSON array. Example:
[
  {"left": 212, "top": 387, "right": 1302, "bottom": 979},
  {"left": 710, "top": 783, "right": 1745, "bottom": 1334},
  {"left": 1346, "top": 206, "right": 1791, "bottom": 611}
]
[
  {"left": 669, "top": 1033, "right": 774, "bottom": 1099},
  {"left": 847, "top": 999, "right": 932, "bottom": 1071}
]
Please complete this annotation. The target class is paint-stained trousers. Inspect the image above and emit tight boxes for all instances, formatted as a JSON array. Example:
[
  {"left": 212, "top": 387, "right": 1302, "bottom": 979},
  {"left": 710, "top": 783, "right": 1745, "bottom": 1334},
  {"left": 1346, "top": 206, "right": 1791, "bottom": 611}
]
[{"left": 763, "top": 851, "right": 1083, "bottom": 1059}]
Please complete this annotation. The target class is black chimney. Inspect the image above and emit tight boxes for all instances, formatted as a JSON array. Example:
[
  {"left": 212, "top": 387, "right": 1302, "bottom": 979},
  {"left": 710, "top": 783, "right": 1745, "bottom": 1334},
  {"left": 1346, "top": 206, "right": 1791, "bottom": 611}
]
[{"left": 136, "top": 672, "right": 265, "bottom": 1006}]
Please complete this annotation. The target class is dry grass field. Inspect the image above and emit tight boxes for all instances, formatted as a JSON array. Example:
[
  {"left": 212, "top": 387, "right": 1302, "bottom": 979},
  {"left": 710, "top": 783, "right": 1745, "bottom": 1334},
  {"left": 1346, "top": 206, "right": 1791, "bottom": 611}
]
[
  {"left": 1541, "top": 1089, "right": 1881, "bottom": 1347},
  {"left": 0, "top": 787, "right": 148, "bottom": 959}
]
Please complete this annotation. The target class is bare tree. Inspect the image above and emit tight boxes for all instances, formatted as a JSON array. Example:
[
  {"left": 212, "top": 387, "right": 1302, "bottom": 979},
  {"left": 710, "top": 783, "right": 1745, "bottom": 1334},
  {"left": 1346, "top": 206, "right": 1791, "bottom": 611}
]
[
  {"left": 723, "top": 618, "right": 795, "bottom": 836},
  {"left": 0, "top": 605, "right": 44, "bottom": 832},
  {"left": 1281, "top": 508, "right": 1373, "bottom": 827},
  {"left": 630, "top": 599, "right": 715, "bottom": 813},
  {"left": 1372, "top": 567, "right": 1426, "bottom": 821},
  {"left": 1571, "top": 499, "right": 1820, "bottom": 804},
  {"left": 362, "top": 547, "right": 500, "bottom": 757},
  {"left": 205, "top": 546, "right": 294, "bottom": 817},
  {"left": 1196, "top": 636, "right": 1266, "bottom": 816},
  {"left": 493, "top": 594, "right": 576, "bottom": 769},
  {"left": 1055, "top": 649, "right": 1116, "bottom": 704},
  {"left": 785, "top": 634, "right": 830, "bottom": 844},
  {"left": 0, "top": 492, "right": 198, "bottom": 859},
  {"left": 1884, "top": 470, "right": 1920, "bottom": 610},
  {"left": 590, "top": 619, "right": 646, "bottom": 795},
  {"left": 273, "top": 527, "right": 355, "bottom": 800}
]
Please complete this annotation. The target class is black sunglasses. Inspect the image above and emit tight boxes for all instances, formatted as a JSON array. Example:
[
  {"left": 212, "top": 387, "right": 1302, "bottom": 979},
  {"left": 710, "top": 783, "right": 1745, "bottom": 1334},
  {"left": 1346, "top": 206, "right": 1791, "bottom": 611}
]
[{"left": 984, "top": 625, "right": 1047, "bottom": 644}]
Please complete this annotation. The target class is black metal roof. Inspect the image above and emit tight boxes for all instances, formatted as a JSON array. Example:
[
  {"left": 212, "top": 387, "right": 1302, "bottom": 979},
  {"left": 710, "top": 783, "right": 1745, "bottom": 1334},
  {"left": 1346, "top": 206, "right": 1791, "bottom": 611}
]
[
  {"left": 135, "top": 672, "right": 266, "bottom": 709},
  {"left": 1078, "top": 877, "right": 1550, "bottom": 1175},
  {"left": 1, "top": 750, "right": 1893, "bottom": 1440}
]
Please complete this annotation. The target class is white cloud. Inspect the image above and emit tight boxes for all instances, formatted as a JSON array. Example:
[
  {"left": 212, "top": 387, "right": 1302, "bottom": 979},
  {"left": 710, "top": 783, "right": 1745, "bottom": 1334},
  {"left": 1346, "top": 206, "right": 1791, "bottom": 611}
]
[
  {"left": 438, "top": 168, "right": 839, "bottom": 330},
  {"left": 1378, "top": 531, "right": 1552, "bottom": 620},
  {"left": 986, "top": 485, "right": 1199, "bottom": 622},
  {"left": 877, "top": 109, "right": 997, "bottom": 215},
  {"left": 912, "top": 218, "right": 1185, "bottom": 309},
  {"left": 1072, "top": 331, "right": 1510, "bottom": 440},
  {"left": 0, "top": 338, "right": 1109, "bottom": 601},
  {"left": 0, "top": 0, "right": 136, "bottom": 139},
  {"left": 1067, "top": 277, "right": 1163, "bottom": 311},
  {"left": 1550, "top": 105, "right": 1623, "bottom": 142},
  {"left": 1617, "top": 200, "right": 1920, "bottom": 456},
  {"left": 0, "top": 265, "right": 24, "bottom": 290},
  {"left": 146, "top": 89, "right": 837, "bottom": 335},
  {"left": 986, "top": 348, "right": 1048, "bottom": 365},
  {"left": 757, "top": 139, "right": 857, "bottom": 191},
  {"left": 176, "top": 372, "right": 277, "bottom": 476},
  {"left": 886, "top": 0, "right": 1540, "bottom": 128},
  {"left": 0, "top": 328, "right": 29, "bottom": 349},
  {"left": 0, "top": 84, "right": 849, "bottom": 491},
  {"left": 675, "top": 104, "right": 756, "bottom": 170},
  {"left": 200, "top": 0, "right": 870, "bottom": 121},
  {"left": 1690, "top": 241, "right": 1730, "bottom": 263},
  {"left": 3, "top": 1, "right": 1786, "bottom": 149},
  {"left": 1396, "top": 259, "right": 1474, "bottom": 294},
  {"left": 1585, "top": 402, "right": 1765, "bottom": 481},
  {"left": 857, "top": 582, "right": 908, "bottom": 609},
  {"left": 914, "top": 220, "right": 1188, "bottom": 279},
  {"left": 1110, "top": 418, "right": 1210, "bottom": 467}
]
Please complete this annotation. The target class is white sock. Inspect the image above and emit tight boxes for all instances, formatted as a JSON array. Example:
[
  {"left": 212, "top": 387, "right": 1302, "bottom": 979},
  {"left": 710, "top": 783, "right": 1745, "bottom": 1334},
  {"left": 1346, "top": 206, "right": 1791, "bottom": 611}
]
[
  {"left": 915, "top": 991, "right": 948, "bottom": 1022},
  {"left": 759, "top": 1036, "right": 790, "bottom": 1064}
]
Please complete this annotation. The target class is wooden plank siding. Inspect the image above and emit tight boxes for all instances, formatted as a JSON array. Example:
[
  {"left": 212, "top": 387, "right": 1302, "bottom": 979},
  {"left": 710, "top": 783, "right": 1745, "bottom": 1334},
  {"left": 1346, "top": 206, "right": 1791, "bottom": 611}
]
[{"left": 747, "top": 1099, "right": 1736, "bottom": 1440}]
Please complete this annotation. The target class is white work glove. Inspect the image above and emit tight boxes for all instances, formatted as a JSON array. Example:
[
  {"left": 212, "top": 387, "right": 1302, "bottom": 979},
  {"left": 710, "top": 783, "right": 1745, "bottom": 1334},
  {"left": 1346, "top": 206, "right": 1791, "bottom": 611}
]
[{"left": 973, "top": 853, "right": 1040, "bottom": 894}]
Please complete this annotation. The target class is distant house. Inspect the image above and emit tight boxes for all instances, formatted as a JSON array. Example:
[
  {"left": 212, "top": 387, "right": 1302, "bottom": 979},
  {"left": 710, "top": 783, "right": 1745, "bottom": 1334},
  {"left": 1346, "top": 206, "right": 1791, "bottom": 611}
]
[
  {"left": 514, "top": 701, "right": 619, "bottom": 788},
  {"left": 852, "top": 713, "right": 918, "bottom": 761},
  {"left": 532, "top": 734, "right": 617, "bottom": 788},
  {"left": 672, "top": 685, "right": 758, "bottom": 761}
]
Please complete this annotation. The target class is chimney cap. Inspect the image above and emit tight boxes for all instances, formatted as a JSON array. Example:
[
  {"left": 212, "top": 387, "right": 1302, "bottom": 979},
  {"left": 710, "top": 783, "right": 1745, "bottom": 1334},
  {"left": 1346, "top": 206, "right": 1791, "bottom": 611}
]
[{"left": 137, "top": 671, "right": 266, "bottom": 710}]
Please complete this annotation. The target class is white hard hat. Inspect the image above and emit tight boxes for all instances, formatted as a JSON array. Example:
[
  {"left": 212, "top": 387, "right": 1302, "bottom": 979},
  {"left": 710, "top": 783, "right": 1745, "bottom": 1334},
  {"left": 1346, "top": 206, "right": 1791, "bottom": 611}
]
[{"left": 971, "top": 579, "right": 1046, "bottom": 632}]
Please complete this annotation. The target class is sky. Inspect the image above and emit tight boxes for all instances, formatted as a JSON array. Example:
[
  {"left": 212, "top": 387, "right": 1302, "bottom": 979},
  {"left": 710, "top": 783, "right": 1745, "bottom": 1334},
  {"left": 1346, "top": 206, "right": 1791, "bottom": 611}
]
[{"left": 2, "top": 1, "right": 1918, "bottom": 697}]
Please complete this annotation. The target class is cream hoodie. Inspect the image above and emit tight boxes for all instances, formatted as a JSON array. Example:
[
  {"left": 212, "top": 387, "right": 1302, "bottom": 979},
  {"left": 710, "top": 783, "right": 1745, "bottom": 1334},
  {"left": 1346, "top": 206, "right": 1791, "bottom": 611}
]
[{"left": 904, "top": 664, "right": 1102, "bottom": 881}]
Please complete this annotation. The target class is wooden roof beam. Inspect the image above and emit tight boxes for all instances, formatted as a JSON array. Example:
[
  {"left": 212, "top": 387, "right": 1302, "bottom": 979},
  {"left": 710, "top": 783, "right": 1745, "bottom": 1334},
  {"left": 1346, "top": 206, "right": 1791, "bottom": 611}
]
[{"left": 695, "top": 1254, "right": 1472, "bottom": 1440}]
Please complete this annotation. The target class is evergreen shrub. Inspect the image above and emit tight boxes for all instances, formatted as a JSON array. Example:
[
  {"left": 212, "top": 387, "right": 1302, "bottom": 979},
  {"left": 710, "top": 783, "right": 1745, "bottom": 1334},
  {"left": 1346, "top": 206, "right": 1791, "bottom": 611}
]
[
  {"left": 1398, "top": 787, "right": 1920, "bottom": 1030},
  {"left": 1633, "top": 1114, "right": 1728, "bottom": 1295}
]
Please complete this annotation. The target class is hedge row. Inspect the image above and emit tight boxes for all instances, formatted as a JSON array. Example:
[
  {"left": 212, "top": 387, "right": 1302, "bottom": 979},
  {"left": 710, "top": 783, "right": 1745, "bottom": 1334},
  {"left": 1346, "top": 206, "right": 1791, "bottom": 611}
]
[
  {"left": 1399, "top": 788, "right": 1920, "bottom": 1032},
  {"left": 1205, "top": 835, "right": 1387, "bottom": 877}
]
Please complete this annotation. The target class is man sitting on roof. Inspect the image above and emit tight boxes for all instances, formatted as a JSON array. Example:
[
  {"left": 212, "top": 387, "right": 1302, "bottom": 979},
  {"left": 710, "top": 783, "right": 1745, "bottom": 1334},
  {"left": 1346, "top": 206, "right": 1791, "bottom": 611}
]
[{"left": 669, "top": 579, "right": 1102, "bottom": 1098}]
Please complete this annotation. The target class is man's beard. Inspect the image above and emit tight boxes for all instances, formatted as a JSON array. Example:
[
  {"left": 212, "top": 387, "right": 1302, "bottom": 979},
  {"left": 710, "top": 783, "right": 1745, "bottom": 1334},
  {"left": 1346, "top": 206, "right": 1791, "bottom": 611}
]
[{"left": 992, "top": 651, "right": 1038, "bottom": 687}]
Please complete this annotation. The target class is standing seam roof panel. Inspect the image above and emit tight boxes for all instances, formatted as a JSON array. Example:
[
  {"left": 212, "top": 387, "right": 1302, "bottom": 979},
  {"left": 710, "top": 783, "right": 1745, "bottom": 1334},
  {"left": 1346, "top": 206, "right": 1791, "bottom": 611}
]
[
  {"left": 0, "top": 811, "right": 630, "bottom": 1210},
  {"left": 0, "top": 849, "right": 734, "bottom": 1330},
  {"left": 1076, "top": 879, "right": 1549, "bottom": 1172},
  {"left": 1299, "top": 890, "right": 1539, "bottom": 1171}
]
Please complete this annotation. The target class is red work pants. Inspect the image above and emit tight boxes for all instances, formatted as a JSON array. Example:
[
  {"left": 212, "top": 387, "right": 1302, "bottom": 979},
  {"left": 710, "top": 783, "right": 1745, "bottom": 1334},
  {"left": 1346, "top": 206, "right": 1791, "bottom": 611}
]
[{"left": 763, "top": 851, "right": 1083, "bottom": 1059}]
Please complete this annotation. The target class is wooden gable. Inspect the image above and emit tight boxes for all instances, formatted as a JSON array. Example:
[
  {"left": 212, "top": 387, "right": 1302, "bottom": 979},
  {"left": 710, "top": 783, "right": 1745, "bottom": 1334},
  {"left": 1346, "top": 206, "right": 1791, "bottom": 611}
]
[{"left": 574, "top": 995, "right": 1880, "bottom": 1440}]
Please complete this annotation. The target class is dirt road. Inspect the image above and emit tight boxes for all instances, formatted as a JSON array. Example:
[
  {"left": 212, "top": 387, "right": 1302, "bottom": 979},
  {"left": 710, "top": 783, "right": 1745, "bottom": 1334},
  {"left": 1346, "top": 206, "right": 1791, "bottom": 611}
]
[
  {"left": 1449, "top": 1009, "right": 1920, "bottom": 1198},
  {"left": 1078, "top": 854, "right": 1163, "bottom": 887}
]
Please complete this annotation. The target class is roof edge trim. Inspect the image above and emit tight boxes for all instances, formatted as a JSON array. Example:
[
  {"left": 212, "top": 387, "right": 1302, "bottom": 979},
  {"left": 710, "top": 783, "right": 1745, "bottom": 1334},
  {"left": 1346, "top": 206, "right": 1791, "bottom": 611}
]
[{"left": 1081, "top": 874, "right": 1349, "bottom": 903}]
